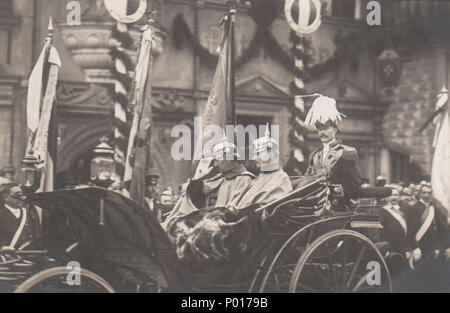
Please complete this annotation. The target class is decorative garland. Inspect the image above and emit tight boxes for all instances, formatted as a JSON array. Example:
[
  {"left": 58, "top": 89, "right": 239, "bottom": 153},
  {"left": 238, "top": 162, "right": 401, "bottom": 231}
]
[
  {"left": 172, "top": 13, "right": 353, "bottom": 83},
  {"left": 172, "top": 14, "right": 295, "bottom": 72},
  {"left": 110, "top": 23, "right": 135, "bottom": 179},
  {"left": 284, "top": 31, "right": 314, "bottom": 175}
]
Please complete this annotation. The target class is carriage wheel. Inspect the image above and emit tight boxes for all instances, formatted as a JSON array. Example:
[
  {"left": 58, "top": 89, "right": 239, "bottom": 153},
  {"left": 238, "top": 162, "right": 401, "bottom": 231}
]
[
  {"left": 254, "top": 216, "right": 350, "bottom": 293},
  {"left": 289, "top": 230, "right": 392, "bottom": 293},
  {"left": 14, "top": 267, "right": 115, "bottom": 293}
]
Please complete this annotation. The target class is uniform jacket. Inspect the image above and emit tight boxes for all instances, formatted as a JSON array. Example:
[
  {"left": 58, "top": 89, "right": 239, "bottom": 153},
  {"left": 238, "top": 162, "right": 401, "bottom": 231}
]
[
  {"left": 162, "top": 163, "right": 254, "bottom": 229},
  {"left": 231, "top": 168, "right": 293, "bottom": 210},
  {"left": 405, "top": 198, "right": 448, "bottom": 253},
  {"left": 305, "top": 141, "right": 362, "bottom": 201},
  {"left": 202, "top": 164, "right": 255, "bottom": 208}
]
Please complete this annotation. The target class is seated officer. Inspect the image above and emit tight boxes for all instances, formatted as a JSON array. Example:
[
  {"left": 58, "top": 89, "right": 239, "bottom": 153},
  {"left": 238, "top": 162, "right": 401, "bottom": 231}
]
[
  {"left": 229, "top": 125, "right": 293, "bottom": 211},
  {"left": 303, "top": 95, "right": 362, "bottom": 207},
  {"left": 201, "top": 139, "right": 255, "bottom": 208},
  {"left": 162, "top": 139, "right": 254, "bottom": 229}
]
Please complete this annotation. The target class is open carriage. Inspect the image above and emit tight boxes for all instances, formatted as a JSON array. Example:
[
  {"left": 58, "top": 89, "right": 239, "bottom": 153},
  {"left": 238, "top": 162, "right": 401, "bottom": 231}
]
[{"left": 0, "top": 176, "right": 394, "bottom": 293}]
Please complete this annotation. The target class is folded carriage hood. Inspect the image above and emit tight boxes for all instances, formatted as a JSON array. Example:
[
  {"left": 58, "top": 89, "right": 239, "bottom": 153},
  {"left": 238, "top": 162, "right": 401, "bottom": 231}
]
[{"left": 27, "top": 187, "right": 182, "bottom": 291}]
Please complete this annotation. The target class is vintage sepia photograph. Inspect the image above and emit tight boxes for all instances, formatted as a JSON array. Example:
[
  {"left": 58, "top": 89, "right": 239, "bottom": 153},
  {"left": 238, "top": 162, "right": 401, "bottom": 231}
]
[{"left": 0, "top": 0, "right": 448, "bottom": 297}]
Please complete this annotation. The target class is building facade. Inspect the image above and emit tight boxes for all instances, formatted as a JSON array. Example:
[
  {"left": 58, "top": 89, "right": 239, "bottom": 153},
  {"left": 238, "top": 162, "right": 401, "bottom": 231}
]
[{"left": 0, "top": 0, "right": 448, "bottom": 191}]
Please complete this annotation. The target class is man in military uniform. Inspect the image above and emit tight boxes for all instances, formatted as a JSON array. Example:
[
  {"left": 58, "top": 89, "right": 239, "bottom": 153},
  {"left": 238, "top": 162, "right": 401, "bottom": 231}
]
[
  {"left": 230, "top": 125, "right": 293, "bottom": 211},
  {"left": 162, "top": 139, "right": 254, "bottom": 229},
  {"left": 303, "top": 95, "right": 362, "bottom": 207}
]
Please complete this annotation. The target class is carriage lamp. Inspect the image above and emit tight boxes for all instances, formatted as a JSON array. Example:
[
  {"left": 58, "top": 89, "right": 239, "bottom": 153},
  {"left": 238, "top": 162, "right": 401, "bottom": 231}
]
[
  {"left": 90, "top": 138, "right": 115, "bottom": 188},
  {"left": 21, "top": 151, "right": 42, "bottom": 194}
]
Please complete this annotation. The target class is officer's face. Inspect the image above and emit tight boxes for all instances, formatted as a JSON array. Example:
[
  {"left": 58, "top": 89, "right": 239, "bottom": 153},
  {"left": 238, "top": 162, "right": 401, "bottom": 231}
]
[
  {"left": 146, "top": 184, "right": 160, "bottom": 198},
  {"left": 317, "top": 124, "right": 337, "bottom": 143},
  {"left": 215, "top": 157, "right": 235, "bottom": 173}
]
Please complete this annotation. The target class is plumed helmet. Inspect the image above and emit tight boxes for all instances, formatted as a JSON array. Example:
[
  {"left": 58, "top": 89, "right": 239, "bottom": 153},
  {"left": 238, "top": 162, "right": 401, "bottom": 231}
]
[
  {"left": 211, "top": 137, "right": 239, "bottom": 160},
  {"left": 253, "top": 123, "right": 279, "bottom": 157},
  {"left": 304, "top": 95, "right": 346, "bottom": 130}
]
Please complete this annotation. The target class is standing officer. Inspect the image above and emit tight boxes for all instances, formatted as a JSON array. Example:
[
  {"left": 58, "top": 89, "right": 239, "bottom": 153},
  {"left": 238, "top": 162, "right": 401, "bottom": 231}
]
[{"left": 303, "top": 95, "right": 362, "bottom": 208}]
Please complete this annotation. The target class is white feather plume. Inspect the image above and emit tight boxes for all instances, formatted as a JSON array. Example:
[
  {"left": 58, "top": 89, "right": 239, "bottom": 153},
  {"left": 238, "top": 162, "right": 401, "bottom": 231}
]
[{"left": 304, "top": 95, "right": 346, "bottom": 129}]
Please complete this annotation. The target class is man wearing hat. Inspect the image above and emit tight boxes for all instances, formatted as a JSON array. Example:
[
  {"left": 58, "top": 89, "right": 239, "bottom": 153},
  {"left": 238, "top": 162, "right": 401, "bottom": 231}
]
[
  {"left": 162, "top": 138, "right": 254, "bottom": 229},
  {"left": 159, "top": 187, "right": 174, "bottom": 222},
  {"left": 197, "top": 138, "right": 255, "bottom": 208},
  {"left": 229, "top": 125, "right": 293, "bottom": 210},
  {"left": 303, "top": 95, "right": 362, "bottom": 208}
]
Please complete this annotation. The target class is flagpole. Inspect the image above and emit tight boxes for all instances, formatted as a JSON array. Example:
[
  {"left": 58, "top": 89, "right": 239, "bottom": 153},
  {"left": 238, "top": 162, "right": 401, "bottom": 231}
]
[
  {"left": 125, "top": 11, "right": 155, "bottom": 205},
  {"left": 226, "top": 0, "right": 237, "bottom": 126},
  {"left": 228, "top": 0, "right": 237, "bottom": 126},
  {"left": 33, "top": 17, "right": 62, "bottom": 192}
]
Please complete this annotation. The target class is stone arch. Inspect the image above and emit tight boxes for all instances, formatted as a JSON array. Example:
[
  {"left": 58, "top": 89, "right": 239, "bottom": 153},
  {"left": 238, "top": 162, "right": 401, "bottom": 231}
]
[{"left": 58, "top": 121, "right": 110, "bottom": 173}]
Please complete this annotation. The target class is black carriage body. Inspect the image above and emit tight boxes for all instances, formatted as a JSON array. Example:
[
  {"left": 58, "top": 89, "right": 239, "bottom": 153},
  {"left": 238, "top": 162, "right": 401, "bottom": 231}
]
[{"left": 26, "top": 187, "right": 182, "bottom": 292}]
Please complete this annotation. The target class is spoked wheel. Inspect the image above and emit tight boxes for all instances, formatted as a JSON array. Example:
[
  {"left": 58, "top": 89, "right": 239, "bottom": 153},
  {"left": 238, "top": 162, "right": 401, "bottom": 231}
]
[
  {"left": 14, "top": 267, "right": 115, "bottom": 293},
  {"left": 289, "top": 230, "right": 392, "bottom": 293},
  {"left": 254, "top": 216, "right": 351, "bottom": 293}
]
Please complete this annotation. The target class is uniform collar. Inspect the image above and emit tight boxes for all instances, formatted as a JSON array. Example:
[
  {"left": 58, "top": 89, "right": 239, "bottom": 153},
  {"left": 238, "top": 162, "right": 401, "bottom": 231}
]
[
  {"left": 223, "top": 163, "right": 250, "bottom": 179},
  {"left": 259, "top": 166, "right": 281, "bottom": 174},
  {"left": 322, "top": 139, "right": 338, "bottom": 149}
]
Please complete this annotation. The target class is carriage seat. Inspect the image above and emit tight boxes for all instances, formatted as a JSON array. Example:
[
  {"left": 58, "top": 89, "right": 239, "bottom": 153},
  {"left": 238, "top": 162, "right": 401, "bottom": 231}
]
[
  {"left": 354, "top": 187, "right": 392, "bottom": 199},
  {"left": 289, "top": 176, "right": 392, "bottom": 200}
]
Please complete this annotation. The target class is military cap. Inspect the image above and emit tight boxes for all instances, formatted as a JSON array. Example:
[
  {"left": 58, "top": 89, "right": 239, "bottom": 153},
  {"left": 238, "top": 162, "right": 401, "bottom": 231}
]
[{"left": 145, "top": 174, "right": 160, "bottom": 185}]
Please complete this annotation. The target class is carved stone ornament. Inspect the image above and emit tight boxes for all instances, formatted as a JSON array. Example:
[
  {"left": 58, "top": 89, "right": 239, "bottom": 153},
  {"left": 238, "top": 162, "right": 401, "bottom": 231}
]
[
  {"left": 153, "top": 92, "right": 184, "bottom": 111},
  {"left": 56, "top": 83, "right": 111, "bottom": 106}
]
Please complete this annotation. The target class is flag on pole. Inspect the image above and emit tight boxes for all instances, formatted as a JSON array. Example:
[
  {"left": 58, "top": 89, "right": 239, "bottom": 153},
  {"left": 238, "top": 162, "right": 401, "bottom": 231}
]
[
  {"left": 430, "top": 85, "right": 450, "bottom": 219},
  {"left": 123, "top": 23, "right": 154, "bottom": 206},
  {"left": 193, "top": 10, "right": 236, "bottom": 165},
  {"left": 26, "top": 40, "right": 50, "bottom": 140},
  {"left": 28, "top": 18, "right": 61, "bottom": 192}
]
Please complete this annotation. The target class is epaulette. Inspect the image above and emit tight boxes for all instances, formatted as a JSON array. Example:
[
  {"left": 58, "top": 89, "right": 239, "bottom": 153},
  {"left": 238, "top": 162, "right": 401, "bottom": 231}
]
[{"left": 340, "top": 144, "right": 358, "bottom": 160}]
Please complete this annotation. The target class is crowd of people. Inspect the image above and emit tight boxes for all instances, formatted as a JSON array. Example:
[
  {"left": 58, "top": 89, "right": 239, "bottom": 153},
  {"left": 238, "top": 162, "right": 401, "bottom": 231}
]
[{"left": 356, "top": 176, "right": 450, "bottom": 281}]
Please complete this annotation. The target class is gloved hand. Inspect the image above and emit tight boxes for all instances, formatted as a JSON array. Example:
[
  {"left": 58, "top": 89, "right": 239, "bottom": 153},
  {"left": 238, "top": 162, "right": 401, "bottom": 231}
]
[
  {"left": 405, "top": 251, "right": 411, "bottom": 259},
  {"left": 412, "top": 248, "right": 422, "bottom": 262},
  {"left": 434, "top": 249, "right": 440, "bottom": 259},
  {"left": 193, "top": 158, "right": 214, "bottom": 180}
]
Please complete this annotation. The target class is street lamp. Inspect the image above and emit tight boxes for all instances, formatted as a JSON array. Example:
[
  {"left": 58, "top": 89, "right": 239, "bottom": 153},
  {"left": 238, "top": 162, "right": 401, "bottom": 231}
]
[
  {"left": 90, "top": 137, "right": 115, "bottom": 188},
  {"left": 21, "top": 150, "right": 42, "bottom": 194}
]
